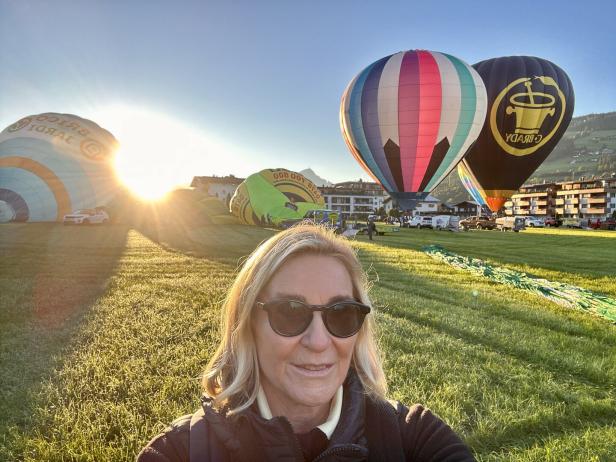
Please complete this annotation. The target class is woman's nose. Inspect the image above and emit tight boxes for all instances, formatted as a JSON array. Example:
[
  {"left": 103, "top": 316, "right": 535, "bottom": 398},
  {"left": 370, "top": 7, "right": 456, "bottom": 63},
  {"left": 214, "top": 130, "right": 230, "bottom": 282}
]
[{"left": 300, "top": 312, "right": 331, "bottom": 351}]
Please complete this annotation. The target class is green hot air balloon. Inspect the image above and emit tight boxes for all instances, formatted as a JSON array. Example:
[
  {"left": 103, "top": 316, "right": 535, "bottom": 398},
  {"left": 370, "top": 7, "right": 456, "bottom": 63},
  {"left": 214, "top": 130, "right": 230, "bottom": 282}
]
[{"left": 229, "top": 168, "right": 325, "bottom": 226}]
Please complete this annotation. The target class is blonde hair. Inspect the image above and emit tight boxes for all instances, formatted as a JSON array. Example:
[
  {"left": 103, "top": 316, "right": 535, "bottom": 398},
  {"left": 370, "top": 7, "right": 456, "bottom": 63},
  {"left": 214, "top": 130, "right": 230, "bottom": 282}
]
[{"left": 202, "top": 224, "right": 387, "bottom": 414}]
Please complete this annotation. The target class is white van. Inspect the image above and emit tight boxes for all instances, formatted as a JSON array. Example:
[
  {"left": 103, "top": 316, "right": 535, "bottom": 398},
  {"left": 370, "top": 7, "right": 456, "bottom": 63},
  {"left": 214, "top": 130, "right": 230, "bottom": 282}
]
[{"left": 432, "top": 215, "right": 460, "bottom": 231}]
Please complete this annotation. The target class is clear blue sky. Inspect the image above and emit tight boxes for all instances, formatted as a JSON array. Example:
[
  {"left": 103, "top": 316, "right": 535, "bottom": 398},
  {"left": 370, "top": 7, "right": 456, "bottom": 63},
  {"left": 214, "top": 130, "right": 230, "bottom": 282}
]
[{"left": 1, "top": 0, "right": 615, "bottom": 184}]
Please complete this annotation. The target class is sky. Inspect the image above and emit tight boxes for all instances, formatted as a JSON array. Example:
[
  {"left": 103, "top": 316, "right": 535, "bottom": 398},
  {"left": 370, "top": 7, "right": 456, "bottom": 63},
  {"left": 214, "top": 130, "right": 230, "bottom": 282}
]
[{"left": 1, "top": 0, "right": 615, "bottom": 193}]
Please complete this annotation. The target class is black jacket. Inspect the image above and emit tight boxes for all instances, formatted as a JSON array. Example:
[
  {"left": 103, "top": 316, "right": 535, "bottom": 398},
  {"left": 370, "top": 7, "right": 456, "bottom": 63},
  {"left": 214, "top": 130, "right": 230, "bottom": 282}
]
[{"left": 137, "top": 371, "right": 475, "bottom": 461}]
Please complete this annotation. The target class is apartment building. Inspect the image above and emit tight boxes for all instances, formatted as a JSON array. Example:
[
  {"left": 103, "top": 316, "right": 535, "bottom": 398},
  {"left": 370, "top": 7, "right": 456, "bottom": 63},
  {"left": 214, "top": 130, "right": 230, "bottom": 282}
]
[
  {"left": 555, "top": 178, "right": 616, "bottom": 218},
  {"left": 319, "top": 180, "right": 386, "bottom": 219},
  {"left": 504, "top": 182, "right": 558, "bottom": 216},
  {"left": 504, "top": 178, "right": 616, "bottom": 218}
]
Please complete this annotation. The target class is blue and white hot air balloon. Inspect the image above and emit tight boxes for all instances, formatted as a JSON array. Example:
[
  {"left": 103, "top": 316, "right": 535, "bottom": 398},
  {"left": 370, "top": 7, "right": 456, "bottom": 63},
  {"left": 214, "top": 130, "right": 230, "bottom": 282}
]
[{"left": 0, "top": 113, "right": 119, "bottom": 222}]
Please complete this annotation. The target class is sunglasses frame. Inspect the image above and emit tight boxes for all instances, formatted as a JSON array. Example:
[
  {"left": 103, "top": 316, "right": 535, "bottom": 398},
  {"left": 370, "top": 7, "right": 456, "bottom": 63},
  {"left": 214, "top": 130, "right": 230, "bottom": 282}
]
[{"left": 256, "top": 299, "right": 371, "bottom": 338}]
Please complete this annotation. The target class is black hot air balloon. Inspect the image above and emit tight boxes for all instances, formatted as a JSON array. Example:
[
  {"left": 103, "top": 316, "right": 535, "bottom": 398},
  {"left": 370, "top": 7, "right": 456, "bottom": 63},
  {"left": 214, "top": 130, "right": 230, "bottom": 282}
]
[{"left": 461, "top": 56, "right": 574, "bottom": 212}]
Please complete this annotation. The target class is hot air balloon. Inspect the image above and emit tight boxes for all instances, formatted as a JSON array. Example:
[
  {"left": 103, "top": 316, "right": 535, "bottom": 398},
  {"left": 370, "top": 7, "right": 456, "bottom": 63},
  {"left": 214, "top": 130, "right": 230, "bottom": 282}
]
[
  {"left": 340, "top": 50, "right": 487, "bottom": 209},
  {"left": 0, "top": 113, "right": 119, "bottom": 222},
  {"left": 462, "top": 56, "right": 574, "bottom": 212},
  {"left": 457, "top": 158, "right": 488, "bottom": 207},
  {"left": 229, "top": 168, "right": 325, "bottom": 226}
]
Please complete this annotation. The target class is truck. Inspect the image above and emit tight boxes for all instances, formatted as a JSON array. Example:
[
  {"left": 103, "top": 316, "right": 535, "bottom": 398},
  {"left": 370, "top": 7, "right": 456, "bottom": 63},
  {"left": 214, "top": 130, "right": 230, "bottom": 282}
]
[
  {"left": 459, "top": 215, "right": 496, "bottom": 230},
  {"left": 495, "top": 216, "right": 525, "bottom": 232}
]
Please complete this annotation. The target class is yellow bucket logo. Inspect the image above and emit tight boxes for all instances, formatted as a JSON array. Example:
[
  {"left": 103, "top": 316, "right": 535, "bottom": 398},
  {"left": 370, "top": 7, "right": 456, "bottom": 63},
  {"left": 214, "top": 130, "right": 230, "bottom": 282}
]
[{"left": 490, "top": 76, "right": 566, "bottom": 156}]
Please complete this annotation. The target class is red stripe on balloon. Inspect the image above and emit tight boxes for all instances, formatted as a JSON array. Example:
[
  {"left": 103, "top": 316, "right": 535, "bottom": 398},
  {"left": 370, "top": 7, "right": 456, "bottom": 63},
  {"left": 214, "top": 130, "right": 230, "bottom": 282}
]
[
  {"left": 412, "top": 51, "right": 442, "bottom": 191},
  {"left": 398, "top": 51, "right": 419, "bottom": 191}
]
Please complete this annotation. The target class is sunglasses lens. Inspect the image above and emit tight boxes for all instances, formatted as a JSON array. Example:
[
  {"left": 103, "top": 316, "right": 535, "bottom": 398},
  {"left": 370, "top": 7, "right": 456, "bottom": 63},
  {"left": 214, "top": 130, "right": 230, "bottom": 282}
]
[
  {"left": 324, "top": 303, "right": 367, "bottom": 338},
  {"left": 267, "top": 300, "right": 312, "bottom": 336}
]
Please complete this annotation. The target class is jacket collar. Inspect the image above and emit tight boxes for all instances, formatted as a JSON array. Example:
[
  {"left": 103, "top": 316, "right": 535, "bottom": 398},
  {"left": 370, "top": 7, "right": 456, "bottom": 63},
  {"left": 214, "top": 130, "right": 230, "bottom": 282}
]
[{"left": 201, "top": 369, "right": 369, "bottom": 461}]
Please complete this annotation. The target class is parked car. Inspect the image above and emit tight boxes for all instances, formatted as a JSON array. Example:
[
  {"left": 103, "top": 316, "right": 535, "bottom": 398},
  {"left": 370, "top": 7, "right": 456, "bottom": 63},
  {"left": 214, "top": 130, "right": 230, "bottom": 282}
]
[
  {"left": 418, "top": 216, "right": 434, "bottom": 229},
  {"left": 561, "top": 217, "right": 583, "bottom": 229},
  {"left": 524, "top": 216, "right": 545, "bottom": 228},
  {"left": 459, "top": 215, "right": 496, "bottom": 230},
  {"left": 432, "top": 215, "right": 460, "bottom": 231},
  {"left": 599, "top": 218, "right": 616, "bottom": 230},
  {"left": 63, "top": 208, "right": 110, "bottom": 225},
  {"left": 404, "top": 215, "right": 423, "bottom": 228},
  {"left": 544, "top": 217, "right": 562, "bottom": 227},
  {"left": 495, "top": 216, "right": 525, "bottom": 232}
]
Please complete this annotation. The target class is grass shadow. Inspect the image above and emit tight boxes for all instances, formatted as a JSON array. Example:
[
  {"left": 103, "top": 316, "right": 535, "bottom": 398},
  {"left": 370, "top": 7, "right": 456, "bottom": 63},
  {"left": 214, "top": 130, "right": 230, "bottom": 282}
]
[{"left": 0, "top": 223, "right": 128, "bottom": 456}]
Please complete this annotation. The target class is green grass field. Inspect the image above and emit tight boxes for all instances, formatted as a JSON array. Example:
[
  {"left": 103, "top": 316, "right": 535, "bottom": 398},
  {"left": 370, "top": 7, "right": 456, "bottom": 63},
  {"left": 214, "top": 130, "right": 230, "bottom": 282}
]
[{"left": 1, "top": 223, "right": 615, "bottom": 461}]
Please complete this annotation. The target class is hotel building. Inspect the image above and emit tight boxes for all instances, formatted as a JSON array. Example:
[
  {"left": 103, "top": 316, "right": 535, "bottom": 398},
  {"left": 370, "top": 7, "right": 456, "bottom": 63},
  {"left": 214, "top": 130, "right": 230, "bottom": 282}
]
[{"left": 505, "top": 178, "right": 616, "bottom": 218}]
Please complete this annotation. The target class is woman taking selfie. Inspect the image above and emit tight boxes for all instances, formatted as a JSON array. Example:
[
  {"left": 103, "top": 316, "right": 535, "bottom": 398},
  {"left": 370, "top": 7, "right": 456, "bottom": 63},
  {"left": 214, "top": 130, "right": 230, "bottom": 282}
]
[{"left": 138, "top": 224, "right": 474, "bottom": 461}]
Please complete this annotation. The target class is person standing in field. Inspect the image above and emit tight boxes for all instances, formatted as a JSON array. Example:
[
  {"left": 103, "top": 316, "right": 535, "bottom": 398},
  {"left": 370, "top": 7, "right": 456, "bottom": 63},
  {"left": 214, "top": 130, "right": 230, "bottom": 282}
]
[
  {"left": 137, "top": 225, "right": 475, "bottom": 461},
  {"left": 367, "top": 219, "right": 376, "bottom": 241}
]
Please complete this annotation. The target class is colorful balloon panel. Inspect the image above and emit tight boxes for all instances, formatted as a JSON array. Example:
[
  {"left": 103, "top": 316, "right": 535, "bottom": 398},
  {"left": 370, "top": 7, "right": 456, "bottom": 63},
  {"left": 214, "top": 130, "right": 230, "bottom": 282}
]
[
  {"left": 0, "top": 113, "right": 119, "bottom": 222},
  {"left": 464, "top": 56, "right": 574, "bottom": 211},
  {"left": 340, "top": 50, "right": 487, "bottom": 197},
  {"left": 457, "top": 159, "right": 487, "bottom": 207},
  {"left": 229, "top": 168, "right": 325, "bottom": 226}
]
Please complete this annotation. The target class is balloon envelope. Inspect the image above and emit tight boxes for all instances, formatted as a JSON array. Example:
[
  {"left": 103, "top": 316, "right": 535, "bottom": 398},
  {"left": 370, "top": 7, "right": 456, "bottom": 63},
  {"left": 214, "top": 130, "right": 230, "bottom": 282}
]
[
  {"left": 340, "top": 50, "right": 487, "bottom": 208},
  {"left": 457, "top": 159, "right": 488, "bottom": 207},
  {"left": 229, "top": 168, "right": 325, "bottom": 226},
  {"left": 0, "top": 113, "right": 119, "bottom": 222},
  {"left": 463, "top": 56, "right": 574, "bottom": 212}
]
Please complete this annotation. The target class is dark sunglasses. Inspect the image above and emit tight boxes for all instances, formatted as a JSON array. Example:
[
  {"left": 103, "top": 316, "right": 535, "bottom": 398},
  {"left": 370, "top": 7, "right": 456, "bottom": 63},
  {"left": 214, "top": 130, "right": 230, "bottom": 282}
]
[{"left": 256, "top": 299, "right": 371, "bottom": 338}]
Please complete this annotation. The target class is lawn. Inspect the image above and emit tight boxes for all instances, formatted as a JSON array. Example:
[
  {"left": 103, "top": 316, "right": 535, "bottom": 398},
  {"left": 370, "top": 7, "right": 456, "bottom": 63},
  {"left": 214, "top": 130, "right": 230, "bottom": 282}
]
[{"left": 0, "top": 223, "right": 614, "bottom": 461}]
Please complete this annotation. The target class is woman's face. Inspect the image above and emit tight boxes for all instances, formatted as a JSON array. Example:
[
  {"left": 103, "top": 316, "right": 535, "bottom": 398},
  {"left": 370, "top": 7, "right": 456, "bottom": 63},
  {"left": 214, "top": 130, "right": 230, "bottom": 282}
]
[{"left": 253, "top": 254, "right": 358, "bottom": 413}]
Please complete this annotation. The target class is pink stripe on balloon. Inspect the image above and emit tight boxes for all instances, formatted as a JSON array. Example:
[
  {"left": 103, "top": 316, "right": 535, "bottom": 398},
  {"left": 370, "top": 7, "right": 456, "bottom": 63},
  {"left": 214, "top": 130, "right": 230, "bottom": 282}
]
[
  {"left": 398, "top": 51, "right": 419, "bottom": 192},
  {"left": 411, "top": 50, "right": 442, "bottom": 191}
]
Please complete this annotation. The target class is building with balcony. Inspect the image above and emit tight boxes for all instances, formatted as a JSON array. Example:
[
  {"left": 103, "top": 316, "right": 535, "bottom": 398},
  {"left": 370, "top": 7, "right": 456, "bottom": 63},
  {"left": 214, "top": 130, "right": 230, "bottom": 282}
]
[
  {"left": 319, "top": 180, "right": 386, "bottom": 219},
  {"left": 191, "top": 175, "right": 245, "bottom": 204},
  {"left": 504, "top": 182, "right": 558, "bottom": 216},
  {"left": 504, "top": 178, "right": 616, "bottom": 218},
  {"left": 554, "top": 178, "right": 616, "bottom": 218}
]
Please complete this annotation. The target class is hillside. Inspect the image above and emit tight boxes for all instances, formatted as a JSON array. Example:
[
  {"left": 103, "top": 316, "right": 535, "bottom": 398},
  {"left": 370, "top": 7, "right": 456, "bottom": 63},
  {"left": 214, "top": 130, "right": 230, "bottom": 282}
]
[{"left": 433, "top": 112, "right": 616, "bottom": 204}]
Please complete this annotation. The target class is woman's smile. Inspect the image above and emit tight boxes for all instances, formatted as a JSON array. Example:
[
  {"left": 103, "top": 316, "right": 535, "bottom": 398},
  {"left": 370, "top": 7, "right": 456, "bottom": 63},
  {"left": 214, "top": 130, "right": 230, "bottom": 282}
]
[{"left": 291, "top": 362, "right": 334, "bottom": 377}]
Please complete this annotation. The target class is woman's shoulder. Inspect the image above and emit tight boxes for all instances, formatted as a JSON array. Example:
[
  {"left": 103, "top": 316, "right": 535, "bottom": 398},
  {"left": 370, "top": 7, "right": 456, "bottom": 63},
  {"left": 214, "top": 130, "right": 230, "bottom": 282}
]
[
  {"left": 368, "top": 398, "right": 475, "bottom": 462},
  {"left": 397, "top": 403, "right": 475, "bottom": 461},
  {"left": 136, "top": 414, "right": 191, "bottom": 462}
]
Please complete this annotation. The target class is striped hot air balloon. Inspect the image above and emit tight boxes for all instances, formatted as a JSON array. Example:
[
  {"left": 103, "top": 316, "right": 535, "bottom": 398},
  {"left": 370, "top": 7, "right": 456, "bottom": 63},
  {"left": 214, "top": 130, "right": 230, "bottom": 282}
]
[
  {"left": 457, "top": 158, "right": 488, "bottom": 207},
  {"left": 340, "top": 50, "right": 487, "bottom": 209}
]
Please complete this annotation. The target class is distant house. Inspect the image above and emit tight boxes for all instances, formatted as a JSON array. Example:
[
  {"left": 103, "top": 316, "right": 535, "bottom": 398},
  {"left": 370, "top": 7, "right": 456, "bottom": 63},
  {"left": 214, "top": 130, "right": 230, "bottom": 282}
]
[
  {"left": 383, "top": 194, "right": 442, "bottom": 215},
  {"left": 190, "top": 175, "right": 245, "bottom": 205},
  {"left": 453, "top": 201, "right": 481, "bottom": 217},
  {"left": 439, "top": 203, "right": 455, "bottom": 214},
  {"left": 412, "top": 195, "right": 441, "bottom": 216}
]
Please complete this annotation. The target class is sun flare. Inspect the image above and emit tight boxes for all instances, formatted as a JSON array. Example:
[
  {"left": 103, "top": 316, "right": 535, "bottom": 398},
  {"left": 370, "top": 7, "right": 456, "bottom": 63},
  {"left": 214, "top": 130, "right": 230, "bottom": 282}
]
[{"left": 90, "top": 105, "right": 248, "bottom": 201}]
